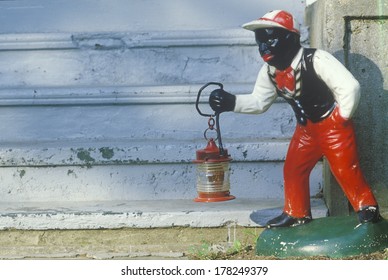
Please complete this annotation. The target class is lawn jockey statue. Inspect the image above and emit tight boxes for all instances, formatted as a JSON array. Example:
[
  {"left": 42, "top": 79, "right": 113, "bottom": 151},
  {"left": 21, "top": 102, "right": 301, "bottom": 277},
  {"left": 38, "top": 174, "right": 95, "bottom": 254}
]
[{"left": 209, "top": 10, "right": 381, "bottom": 228}]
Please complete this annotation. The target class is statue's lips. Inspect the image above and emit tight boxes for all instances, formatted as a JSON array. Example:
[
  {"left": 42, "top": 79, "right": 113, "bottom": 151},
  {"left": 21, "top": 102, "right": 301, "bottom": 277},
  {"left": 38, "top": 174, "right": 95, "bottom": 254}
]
[{"left": 262, "top": 53, "right": 274, "bottom": 62}]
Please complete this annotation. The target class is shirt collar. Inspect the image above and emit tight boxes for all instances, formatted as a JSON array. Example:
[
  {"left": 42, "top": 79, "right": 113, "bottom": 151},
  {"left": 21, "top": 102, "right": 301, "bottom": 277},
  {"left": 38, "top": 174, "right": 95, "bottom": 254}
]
[{"left": 290, "top": 47, "right": 304, "bottom": 70}]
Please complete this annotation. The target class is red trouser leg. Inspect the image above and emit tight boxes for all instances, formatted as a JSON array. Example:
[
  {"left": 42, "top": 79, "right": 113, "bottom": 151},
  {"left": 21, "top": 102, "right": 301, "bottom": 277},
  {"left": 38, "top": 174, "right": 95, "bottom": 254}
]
[
  {"left": 283, "top": 107, "right": 378, "bottom": 218},
  {"left": 319, "top": 108, "right": 378, "bottom": 212},
  {"left": 283, "top": 124, "right": 323, "bottom": 218}
]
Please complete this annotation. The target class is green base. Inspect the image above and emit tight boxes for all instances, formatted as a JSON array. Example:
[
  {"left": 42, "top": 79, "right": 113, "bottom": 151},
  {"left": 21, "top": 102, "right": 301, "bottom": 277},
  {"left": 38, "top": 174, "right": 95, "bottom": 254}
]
[{"left": 256, "top": 215, "right": 388, "bottom": 258}]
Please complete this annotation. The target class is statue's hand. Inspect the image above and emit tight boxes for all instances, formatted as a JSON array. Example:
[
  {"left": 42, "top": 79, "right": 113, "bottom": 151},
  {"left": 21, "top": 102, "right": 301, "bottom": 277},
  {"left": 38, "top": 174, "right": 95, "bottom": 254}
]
[{"left": 209, "top": 89, "right": 236, "bottom": 113}]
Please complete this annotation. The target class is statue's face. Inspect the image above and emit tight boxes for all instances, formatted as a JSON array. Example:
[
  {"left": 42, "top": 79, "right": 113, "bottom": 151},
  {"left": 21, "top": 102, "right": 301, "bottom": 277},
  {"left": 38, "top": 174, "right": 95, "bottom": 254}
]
[{"left": 255, "top": 28, "right": 299, "bottom": 70}]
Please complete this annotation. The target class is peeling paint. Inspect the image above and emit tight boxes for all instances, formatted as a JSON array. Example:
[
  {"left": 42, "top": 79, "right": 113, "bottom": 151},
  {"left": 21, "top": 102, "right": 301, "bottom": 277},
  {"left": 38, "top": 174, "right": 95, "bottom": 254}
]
[
  {"left": 18, "top": 170, "right": 26, "bottom": 179},
  {"left": 76, "top": 149, "right": 95, "bottom": 163},
  {"left": 99, "top": 147, "right": 114, "bottom": 159},
  {"left": 67, "top": 169, "right": 77, "bottom": 178},
  {"left": 242, "top": 150, "right": 248, "bottom": 159}
]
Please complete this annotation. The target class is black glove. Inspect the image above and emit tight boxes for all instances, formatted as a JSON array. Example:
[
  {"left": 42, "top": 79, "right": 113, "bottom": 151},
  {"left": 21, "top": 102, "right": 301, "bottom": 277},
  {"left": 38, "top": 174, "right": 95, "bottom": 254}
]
[{"left": 209, "top": 89, "right": 236, "bottom": 113}]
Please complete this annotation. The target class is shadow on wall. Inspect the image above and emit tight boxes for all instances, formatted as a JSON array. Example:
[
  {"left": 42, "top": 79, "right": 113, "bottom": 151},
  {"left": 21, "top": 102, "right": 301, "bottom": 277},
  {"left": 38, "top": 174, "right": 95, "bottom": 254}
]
[{"left": 334, "top": 51, "right": 388, "bottom": 208}]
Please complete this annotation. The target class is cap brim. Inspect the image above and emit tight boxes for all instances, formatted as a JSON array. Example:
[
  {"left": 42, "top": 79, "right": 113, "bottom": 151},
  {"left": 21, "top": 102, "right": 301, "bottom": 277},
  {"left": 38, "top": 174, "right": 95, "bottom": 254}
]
[{"left": 242, "top": 19, "right": 285, "bottom": 31}]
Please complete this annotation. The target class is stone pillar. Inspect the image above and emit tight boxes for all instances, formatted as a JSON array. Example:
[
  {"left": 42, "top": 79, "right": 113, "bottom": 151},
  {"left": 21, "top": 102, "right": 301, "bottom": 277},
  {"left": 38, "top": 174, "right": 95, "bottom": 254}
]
[{"left": 307, "top": 0, "right": 388, "bottom": 214}]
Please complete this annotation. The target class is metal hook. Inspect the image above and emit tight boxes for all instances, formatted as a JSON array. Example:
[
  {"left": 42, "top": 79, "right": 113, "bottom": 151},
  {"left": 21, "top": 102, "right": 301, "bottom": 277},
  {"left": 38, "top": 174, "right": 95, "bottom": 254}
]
[{"left": 196, "top": 82, "right": 227, "bottom": 157}]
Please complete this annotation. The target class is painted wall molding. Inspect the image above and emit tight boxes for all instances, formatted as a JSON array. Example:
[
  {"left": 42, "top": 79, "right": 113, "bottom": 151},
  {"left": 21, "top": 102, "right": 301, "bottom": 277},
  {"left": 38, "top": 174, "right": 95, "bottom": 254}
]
[
  {"left": 0, "top": 83, "right": 288, "bottom": 107},
  {"left": 0, "top": 140, "right": 290, "bottom": 167},
  {"left": 0, "top": 29, "right": 255, "bottom": 51}
]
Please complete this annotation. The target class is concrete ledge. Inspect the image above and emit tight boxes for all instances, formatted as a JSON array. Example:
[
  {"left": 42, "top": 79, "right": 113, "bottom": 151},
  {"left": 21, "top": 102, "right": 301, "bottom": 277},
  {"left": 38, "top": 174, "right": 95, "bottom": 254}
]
[
  {"left": 0, "top": 198, "right": 328, "bottom": 230},
  {"left": 0, "top": 29, "right": 255, "bottom": 51},
  {"left": 0, "top": 83, "right": 259, "bottom": 106},
  {"left": 0, "top": 140, "right": 290, "bottom": 167}
]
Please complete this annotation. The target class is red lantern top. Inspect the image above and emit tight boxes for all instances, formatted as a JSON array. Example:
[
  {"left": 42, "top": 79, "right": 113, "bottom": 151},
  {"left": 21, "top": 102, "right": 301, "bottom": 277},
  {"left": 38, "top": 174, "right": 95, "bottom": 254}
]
[{"left": 194, "top": 138, "right": 231, "bottom": 163}]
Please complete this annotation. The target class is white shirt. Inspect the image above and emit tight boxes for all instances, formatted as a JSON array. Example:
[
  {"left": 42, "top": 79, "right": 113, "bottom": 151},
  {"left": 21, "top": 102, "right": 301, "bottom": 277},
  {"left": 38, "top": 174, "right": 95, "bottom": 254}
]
[{"left": 234, "top": 48, "right": 361, "bottom": 119}]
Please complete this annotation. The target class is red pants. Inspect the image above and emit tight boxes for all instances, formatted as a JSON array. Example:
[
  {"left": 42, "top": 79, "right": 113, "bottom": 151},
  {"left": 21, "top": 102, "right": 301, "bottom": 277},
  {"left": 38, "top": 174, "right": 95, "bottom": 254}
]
[{"left": 283, "top": 107, "right": 378, "bottom": 218}]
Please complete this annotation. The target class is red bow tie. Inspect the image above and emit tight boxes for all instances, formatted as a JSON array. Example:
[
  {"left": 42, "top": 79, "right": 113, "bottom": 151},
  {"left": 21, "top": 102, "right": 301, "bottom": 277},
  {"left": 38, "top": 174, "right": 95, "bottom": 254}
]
[{"left": 275, "top": 66, "right": 295, "bottom": 92}]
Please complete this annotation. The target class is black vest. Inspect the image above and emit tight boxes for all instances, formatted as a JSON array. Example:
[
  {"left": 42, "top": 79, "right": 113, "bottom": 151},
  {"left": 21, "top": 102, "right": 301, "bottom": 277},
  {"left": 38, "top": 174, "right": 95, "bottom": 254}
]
[{"left": 268, "top": 48, "right": 335, "bottom": 125}]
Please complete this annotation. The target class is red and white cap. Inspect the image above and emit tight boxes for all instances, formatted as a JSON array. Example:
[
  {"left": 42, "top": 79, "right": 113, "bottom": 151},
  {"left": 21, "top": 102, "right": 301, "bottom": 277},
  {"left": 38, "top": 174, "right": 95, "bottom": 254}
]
[{"left": 242, "top": 10, "right": 300, "bottom": 34}]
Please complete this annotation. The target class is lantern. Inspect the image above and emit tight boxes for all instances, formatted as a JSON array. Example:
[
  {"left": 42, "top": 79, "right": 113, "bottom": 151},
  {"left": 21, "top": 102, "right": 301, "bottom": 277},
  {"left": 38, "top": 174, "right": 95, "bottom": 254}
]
[
  {"left": 194, "top": 82, "right": 235, "bottom": 202},
  {"left": 193, "top": 138, "right": 234, "bottom": 202}
]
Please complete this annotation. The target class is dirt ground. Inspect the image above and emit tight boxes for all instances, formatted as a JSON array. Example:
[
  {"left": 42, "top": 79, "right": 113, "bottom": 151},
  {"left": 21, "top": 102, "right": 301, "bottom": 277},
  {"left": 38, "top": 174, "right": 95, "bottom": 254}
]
[{"left": 0, "top": 227, "right": 386, "bottom": 260}]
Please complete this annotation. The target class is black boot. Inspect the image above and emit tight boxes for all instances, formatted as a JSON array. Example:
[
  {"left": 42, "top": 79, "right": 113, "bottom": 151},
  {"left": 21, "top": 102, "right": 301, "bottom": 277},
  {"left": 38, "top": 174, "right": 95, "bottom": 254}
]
[
  {"left": 357, "top": 206, "right": 382, "bottom": 223},
  {"left": 266, "top": 212, "right": 312, "bottom": 228}
]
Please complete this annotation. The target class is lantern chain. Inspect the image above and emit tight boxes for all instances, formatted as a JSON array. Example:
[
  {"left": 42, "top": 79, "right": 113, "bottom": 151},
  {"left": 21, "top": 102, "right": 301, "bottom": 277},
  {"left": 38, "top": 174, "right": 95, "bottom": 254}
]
[{"left": 203, "top": 116, "right": 218, "bottom": 141}]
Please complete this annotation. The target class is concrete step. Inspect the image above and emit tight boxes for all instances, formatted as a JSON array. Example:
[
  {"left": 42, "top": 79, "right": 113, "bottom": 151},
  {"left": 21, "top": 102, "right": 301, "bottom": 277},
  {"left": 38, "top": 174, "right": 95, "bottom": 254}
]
[
  {"left": 0, "top": 86, "right": 323, "bottom": 203},
  {"left": 0, "top": 197, "right": 328, "bottom": 259},
  {"left": 0, "top": 198, "right": 328, "bottom": 230}
]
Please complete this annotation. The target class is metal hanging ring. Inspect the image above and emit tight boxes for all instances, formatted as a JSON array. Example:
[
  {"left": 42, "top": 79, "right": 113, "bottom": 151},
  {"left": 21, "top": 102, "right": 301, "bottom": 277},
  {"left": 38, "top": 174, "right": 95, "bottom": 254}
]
[
  {"left": 208, "top": 117, "right": 215, "bottom": 129},
  {"left": 203, "top": 127, "right": 218, "bottom": 141}
]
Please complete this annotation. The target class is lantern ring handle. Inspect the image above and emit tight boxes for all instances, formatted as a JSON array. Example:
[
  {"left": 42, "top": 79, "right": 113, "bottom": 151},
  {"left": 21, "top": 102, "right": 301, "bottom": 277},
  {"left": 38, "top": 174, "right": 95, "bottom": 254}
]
[
  {"left": 196, "top": 82, "right": 223, "bottom": 117},
  {"left": 203, "top": 127, "right": 218, "bottom": 141}
]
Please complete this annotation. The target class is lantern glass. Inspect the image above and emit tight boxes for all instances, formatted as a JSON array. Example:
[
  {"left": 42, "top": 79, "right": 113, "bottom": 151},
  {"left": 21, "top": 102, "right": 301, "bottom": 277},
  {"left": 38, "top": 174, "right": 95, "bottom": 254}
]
[
  {"left": 196, "top": 161, "right": 230, "bottom": 193},
  {"left": 194, "top": 160, "right": 234, "bottom": 202}
]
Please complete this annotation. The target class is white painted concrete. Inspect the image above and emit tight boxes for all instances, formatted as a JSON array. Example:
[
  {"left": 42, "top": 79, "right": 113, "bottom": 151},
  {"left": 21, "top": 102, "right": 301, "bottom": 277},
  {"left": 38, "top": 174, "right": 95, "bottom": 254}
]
[
  {"left": 0, "top": 198, "right": 328, "bottom": 229},
  {"left": 0, "top": 0, "right": 320, "bottom": 229}
]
